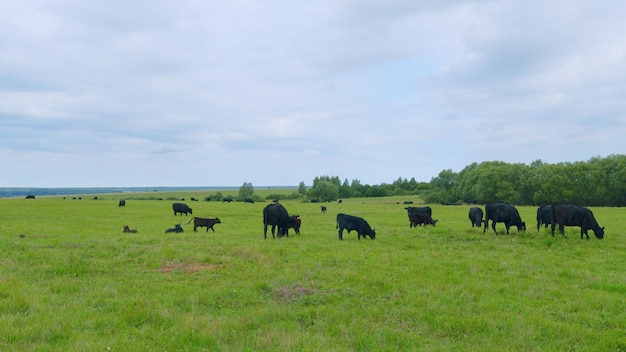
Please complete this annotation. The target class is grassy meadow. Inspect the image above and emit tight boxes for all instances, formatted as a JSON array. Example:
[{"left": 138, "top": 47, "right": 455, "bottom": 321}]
[{"left": 1, "top": 190, "right": 625, "bottom": 351}]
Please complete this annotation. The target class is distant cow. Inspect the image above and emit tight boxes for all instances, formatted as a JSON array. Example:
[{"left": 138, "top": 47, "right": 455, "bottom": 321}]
[
  {"left": 25, "top": 195, "right": 35, "bottom": 199},
  {"left": 165, "top": 224, "right": 183, "bottom": 233},
  {"left": 118, "top": 199, "right": 126, "bottom": 207},
  {"left": 187, "top": 217, "right": 222, "bottom": 232},
  {"left": 403, "top": 201, "right": 414, "bottom": 204},
  {"left": 483, "top": 203, "right": 526, "bottom": 235},
  {"left": 468, "top": 206, "right": 483, "bottom": 227},
  {"left": 172, "top": 202, "right": 193, "bottom": 216},
  {"left": 244, "top": 198, "right": 255, "bottom": 204},
  {"left": 550, "top": 204, "right": 604, "bottom": 239},
  {"left": 336, "top": 213, "right": 376, "bottom": 240},
  {"left": 536, "top": 205, "right": 552, "bottom": 231},
  {"left": 223, "top": 198, "right": 233, "bottom": 203},
  {"left": 123, "top": 225, "right": 137, "bottom": 233},
  {"left": 320, "top": 206, "right": 327, "bottom": 213},
  {"left": 263, "top": 203, "right": 291, "bottom": 239},
  {"left": 410, "top": 212, "right": 438, "bottom": 227}
]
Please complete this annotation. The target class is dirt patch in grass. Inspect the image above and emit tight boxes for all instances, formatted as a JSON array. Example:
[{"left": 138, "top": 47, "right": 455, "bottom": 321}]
[
  {"left": 159, "top": 261, "right": 223, "bottom": 274},
  {"left": 273, "top": 284, "right": 317, "bottom": 301}
]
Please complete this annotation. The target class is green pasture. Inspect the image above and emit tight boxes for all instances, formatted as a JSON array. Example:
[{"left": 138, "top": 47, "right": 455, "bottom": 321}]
[{"left": 1, "top": 192, "right": 625, "bottom": 351}]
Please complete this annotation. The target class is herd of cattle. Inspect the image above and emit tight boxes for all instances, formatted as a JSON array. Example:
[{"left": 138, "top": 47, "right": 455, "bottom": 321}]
[{"left": 119, "top": 200, "right": 605, "bottom": 241}]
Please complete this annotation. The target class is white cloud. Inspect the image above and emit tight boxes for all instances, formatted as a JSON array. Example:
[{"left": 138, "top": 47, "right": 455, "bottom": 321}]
[{"left": 0, "top": 0, "right": 625, "bottom": 187}]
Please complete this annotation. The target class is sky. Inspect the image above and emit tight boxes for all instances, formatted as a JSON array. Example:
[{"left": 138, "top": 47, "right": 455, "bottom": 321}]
[{"left": 1, "top": 1, "right": 625, "bottom": 188}]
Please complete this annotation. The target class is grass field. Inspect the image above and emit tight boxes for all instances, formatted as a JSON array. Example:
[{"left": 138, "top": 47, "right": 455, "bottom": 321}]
[{"left": 1, "top": 191, "right": 625, "bottom": 351}]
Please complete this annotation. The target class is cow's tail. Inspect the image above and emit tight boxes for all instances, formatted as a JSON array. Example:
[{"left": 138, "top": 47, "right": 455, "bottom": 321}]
[{"left": 187, "top": 217, "right": 196, "bottom": 224}]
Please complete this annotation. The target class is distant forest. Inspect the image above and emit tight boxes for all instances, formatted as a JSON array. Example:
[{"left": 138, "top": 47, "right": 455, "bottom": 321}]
[
  {"left": 305, "top": 154, "right": 626, "bottom": 206},
  {"left": 4, "top": 155, "right": 625, "bottom": 206}
]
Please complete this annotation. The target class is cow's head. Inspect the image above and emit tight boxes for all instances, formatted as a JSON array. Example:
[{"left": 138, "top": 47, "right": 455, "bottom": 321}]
[
  {"left": 594, "top": 227, "right": 605, "bottom": 239},
  {"left": 369, "top": 229, "right": 376, "bottom": 239}
]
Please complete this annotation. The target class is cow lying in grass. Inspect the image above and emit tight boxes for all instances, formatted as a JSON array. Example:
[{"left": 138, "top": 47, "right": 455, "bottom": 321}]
[{"left": 123, "top": 225, "right": 137, "bottom": 233}]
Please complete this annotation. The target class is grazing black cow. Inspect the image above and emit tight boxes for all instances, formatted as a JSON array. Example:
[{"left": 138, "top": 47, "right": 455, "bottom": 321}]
[
  {"left": 336, "top": 213, "right": 376, "bottom": 240},
  {"left": 244, "top": 198, "right": 255, "bottom": 204},
  {"left": 172, "top": 202, "right": 193, "bottom": 216},
  {"left": 483, "top": 203, "right": 526, "bottom": 235},
  {"left": 165, "top": 224, "right": 183, "bottom": 233},
  {"left": 223, "top": 198, "right": 233, "bottom": 203},
  {"left": 410, "top": 212, "right": 438, "bottom": 227},
  {"left": 550, "top": 204, "right": 604, "bottom": 239},
  {"left": 187, "top": 217, "right": 222, "bottom": 232},
  {"left": 118, "top": 199, "right": 126, "bottom": 207},
  {"left": 320, "top": 206, "right": 327, "bottom": 213},
  {"left": 536, "top": 205, "right": 552, "bottom": 231},
  {"left": 122, "top": 225, "right": 137, "bottom": 233},
  {"left": 468, "top": 206, "right": 483, "bottom": 227},
  {"left": 263, "top": 203, "right": 291, "bottom": 239},
  {"left": 403, "top": 201, "right": 414, "bottom": 204},
  {"left": 25, "top": 195, "right": 35, "bottom": 199}
]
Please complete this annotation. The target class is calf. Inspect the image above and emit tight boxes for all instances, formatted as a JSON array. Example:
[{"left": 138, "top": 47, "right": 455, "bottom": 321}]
[
  {"left": 122, "top": 225, "right": 137, "bottom": 233},
  {"left": 187, "top": 217, "right": 222, "bottom": 232},
  {"left": 288, "top": 215, "right": 302, "bottom": 235},
  {"left": 320, "top": 206, "right": 327, "bottom": 213},
  {"left": 165, "top": 224, "right": 183, "bottom": 233}
]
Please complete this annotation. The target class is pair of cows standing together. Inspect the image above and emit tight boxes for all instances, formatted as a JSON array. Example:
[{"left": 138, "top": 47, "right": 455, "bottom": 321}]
[
  {"left": 264, "top": 203, "right": 376, "bottom": 240},
  {"left": 469, "top": 203, "right": 604, "bottom": 239}
]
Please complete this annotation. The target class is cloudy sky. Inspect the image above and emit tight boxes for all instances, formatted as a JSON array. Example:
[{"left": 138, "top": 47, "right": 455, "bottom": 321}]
[{"left": 1, "top": 1, "right": 625, "bottom": 188}]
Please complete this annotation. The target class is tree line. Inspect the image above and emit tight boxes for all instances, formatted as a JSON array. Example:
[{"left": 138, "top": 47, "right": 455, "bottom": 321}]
[{"left": 303, "top": 154, "right": 626, "bottom": 206}]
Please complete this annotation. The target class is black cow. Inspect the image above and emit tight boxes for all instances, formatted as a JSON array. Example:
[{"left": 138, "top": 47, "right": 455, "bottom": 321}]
[
  {"left": 536, "top": 205, "right": 552, "bottom": 231},
  {"left": 165, "top": 224, "right": 183, "bottom": 233},
  {"left": 405, "top": 206, "right": 432, "bottom": 219},
  {"left": 187, "top": 217, "right": 221, "bottom": 232},
  {"left": 25, "top": 195, "right": 36, "bottom": 199},
  {"left": 263, "top": 203, "right": 291, "bottom": 239},
  {"left": 410, "top": 212, "right": 438, "bottom": 227},
  {"left": 336, "top": 213, "right": 376, "bottom": 240},
  {"left": 483, "top": 203, "right": 526, "bottom": 235},
  {"left": 244, "top": 198, "right": 255, "bottom": 204},
  {"left": 405, "top": 206, "right": 433, "bottom": 226},
  {"left": 223, "top": 198, "right": 233, "bottom": 203},
  {"left": 119, "top": 199, "right": 126, "bottom": 207},
  {"left": 320, "top": 206, "right": 327, "bottom": 213},
  {"left": 550, "top": 204, "right": 604, "bottom": 239},
  {"left": 172, "top": 202, "right": 193, "bottom": 216},
  {"left": 468, "top": 206, "right": 483, "bottom": 227}
]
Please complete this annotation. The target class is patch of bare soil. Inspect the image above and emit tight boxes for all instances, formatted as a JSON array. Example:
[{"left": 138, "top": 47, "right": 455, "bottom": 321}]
[{"left": 272, "top": 284, "right": 317, "bottom": 301}]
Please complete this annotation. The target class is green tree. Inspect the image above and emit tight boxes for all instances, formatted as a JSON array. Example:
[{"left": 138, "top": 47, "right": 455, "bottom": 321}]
[
  {"left": 238, "top": 182, "right": 254, "bottom": 200},
  {"left": 298, "top": 181, "right": 307, "bottom": 196}
]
